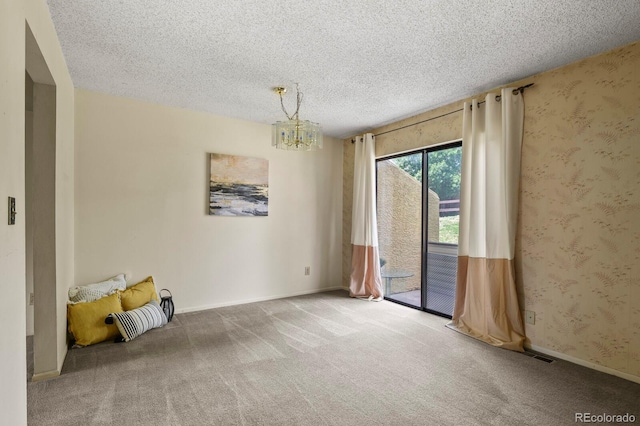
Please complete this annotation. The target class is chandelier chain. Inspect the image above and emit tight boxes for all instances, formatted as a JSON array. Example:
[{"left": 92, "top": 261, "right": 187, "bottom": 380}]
[{"left": 279, "top": 83, "right": 303, "bottom": 121}]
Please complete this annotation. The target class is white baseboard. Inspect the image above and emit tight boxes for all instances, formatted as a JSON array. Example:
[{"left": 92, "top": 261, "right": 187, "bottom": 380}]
[
  {"left": 527, "top": 343, "right": 640, "bottom": 385},
  {"left": 58, "top": 345, "right": 68, "bottom": 377},
  {"left": 175, "top": 286, "right": 347, "bottom": 314},
  {"left": 32, "top": 369, "right": 60, "bottom": 382},
  {"left": 30, "top": 340, "right": 68, "bottom": 382}
]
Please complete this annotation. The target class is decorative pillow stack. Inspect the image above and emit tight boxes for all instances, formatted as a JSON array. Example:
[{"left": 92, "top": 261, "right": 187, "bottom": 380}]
[{"left": 67, "top": 275, "right": 166, "bottom": 347}]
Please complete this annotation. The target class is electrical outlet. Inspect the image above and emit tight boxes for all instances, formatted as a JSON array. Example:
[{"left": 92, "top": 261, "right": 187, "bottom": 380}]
[
  {"left": 304, "top": 266, "right": 310, "bottom": 276},
  {"left": 525, "top": 310, "right": 535, "bottom": 325},
  {"left": 29, "top": 292, "right": 34, "bottom": 306}
]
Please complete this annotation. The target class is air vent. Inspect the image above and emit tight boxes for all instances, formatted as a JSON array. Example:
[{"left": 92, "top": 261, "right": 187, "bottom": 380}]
[
  {"left": 532, "top": 354, "right": 555, "bottom": 363},
  {"left": 523, "top": 350, "right": 556, "bottom": 364}
]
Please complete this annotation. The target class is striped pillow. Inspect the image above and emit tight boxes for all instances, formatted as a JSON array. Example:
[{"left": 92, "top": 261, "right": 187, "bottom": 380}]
[{"left": 107, "top": 300, "right": 167, "bottom": 342}]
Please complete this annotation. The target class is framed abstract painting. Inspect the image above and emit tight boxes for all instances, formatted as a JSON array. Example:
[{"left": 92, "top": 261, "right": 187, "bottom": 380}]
[{"left": 209, "top": 153, "right": 268, "bottom": 216}]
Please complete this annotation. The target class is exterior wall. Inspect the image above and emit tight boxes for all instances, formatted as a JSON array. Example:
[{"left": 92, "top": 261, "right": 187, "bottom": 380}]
[
  {"left": 343, "top": 40, "right": 640, "bottom": 382},
  {"left": 427, "top": 189, "right": 440, "bottom": 243},
  {"left": 377, "top": 160, "right": 439, "bottom": 293},
  {"left": 74, "top": 90, "right": 343, "bottom": 313}
]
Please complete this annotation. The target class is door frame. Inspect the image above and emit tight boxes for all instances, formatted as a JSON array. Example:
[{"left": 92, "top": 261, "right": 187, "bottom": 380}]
[{"left": 375, "top": 140, "right": 462, "bottom": 319}]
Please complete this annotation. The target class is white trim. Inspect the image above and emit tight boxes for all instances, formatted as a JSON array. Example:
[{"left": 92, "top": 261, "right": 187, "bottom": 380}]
[
  {"left": 527, "top": 344, "right": 640, "bottom": 385},
  {"left": 57, "top": 346, "right": 67, "bottom": 377},
  {"left": 375, "top": 138, "right": 462, "bottom": 160},
  {"left": 175, "top": 286, "right": 347, "bottom": 314},
  {"left": 31, "top": 369, "right": 60, "bottom": 382}
]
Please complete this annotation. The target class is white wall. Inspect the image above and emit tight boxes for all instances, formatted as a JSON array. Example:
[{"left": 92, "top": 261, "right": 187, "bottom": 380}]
[
  {"left": 0, "top": 2, "right": 27, "bottom": 422},
  {"left": 0, "top": 0, "right": 74, "bottom": 423},
  {"left": 75, "top": 90, "right": 343, "bottom": 311}
]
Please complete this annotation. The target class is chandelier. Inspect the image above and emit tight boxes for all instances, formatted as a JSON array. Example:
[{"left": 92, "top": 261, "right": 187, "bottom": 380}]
[{"left": 271, "top": 84, "right": 323, "bottom": 151}]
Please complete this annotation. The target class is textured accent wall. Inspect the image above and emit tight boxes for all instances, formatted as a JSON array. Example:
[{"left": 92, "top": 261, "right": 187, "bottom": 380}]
[
  {"left": 343, "top": 41, "right": 640, "bottom": 381},
  {"left": 517, "top": 41, "right": 640, "bottom": 378}
]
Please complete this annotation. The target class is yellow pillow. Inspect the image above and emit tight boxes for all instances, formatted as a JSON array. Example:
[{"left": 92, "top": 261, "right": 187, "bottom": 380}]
[
  {"left": 120, "top": 276, "right": 159, "bottom": 311},
  {"left": 67, "top": 292, "right": 123, "bottom": 347}
]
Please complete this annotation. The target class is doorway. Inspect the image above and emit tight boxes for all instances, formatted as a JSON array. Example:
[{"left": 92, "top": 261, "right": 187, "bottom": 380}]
[
  {"left": 376, "top": 142, "right": 462, "bottom": 317},
  {"left": 25, "top": 23, "right": 59, "bottom": 381}
]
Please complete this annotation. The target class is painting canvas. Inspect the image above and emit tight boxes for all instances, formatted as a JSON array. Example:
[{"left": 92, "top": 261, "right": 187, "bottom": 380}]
[{"left": 209, "top": 153, "right": 269, "bottom": 216}]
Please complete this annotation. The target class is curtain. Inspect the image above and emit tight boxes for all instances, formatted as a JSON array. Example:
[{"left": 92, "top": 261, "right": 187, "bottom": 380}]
[
  {"left": 349, "top": 133, "right": 384, "bottom": 300},
  {"left": 449, "top": 88, "right": 526, "bottom": 351}
]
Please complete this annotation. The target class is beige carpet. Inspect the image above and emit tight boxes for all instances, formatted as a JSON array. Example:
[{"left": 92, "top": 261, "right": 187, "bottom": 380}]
[{"left": 28, "top": 290, "right": 640, "bottom": 425}]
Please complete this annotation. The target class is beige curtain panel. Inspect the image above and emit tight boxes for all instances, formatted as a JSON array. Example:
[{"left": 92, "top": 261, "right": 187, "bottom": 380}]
[
  {"left": 349, "top": 133, "right": 383, "bottom": 300},
  {"left": 449, "top": 88, "right": 526, "bottom": 351}
]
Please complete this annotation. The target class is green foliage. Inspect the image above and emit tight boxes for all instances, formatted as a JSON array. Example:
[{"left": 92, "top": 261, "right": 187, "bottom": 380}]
[
  {"left": 391, "top": 147, "right": 462, "bottom": 202},
  {"left": 438, "top": 215, "right": 460, "bottom": 244},
  {"left": 392, "top": 153, "right": 422, "bottom": 182},
  {"left": 428, "top": 147, "right": 462, "bottom": 202}
]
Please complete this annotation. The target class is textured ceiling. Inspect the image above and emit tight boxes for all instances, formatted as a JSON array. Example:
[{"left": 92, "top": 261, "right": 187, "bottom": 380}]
[{"left": 47, "top": 1, "right": 640, "bottom": 138}]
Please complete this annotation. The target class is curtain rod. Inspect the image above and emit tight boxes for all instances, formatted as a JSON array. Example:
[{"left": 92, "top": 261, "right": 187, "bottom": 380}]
[{"left": 351, "top": 83, "right": 534, "bottom": 143}]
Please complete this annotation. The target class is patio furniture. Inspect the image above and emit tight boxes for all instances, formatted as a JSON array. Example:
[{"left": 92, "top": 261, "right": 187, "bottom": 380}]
[{"left": 381, "top": 270, "right": 414, "bottom": 296}]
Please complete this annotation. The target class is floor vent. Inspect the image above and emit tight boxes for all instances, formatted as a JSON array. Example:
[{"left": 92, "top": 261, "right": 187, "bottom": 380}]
[
  {"left": 523, "top": 350, "right": 556, "bottom": 364},
  {"left": 532, "top": 355, "right": 555, "bottom": 363}
]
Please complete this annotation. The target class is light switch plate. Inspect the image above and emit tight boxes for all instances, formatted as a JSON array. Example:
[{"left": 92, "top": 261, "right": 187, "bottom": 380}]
[{"left": 8, "top": 197, "right": 16, "bottom": 225}]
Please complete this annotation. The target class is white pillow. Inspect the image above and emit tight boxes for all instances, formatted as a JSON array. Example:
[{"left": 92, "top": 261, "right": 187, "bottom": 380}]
[{"left": 68, "top": 274, "right": 127, "bottom": 303}]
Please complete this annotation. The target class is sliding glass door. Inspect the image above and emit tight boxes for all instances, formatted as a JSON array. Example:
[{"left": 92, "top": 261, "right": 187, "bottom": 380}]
[
  {"left": 376, "top": 152, "right": 423, "bottom": 308},
  {"left": 376, "top": 142, "right": 462, "bottom": 317}
]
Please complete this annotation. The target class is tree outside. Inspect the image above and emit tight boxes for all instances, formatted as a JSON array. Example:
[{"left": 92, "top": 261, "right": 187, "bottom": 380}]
[
  {"left": 391, "top": 147, "right": 461, "bottom": 205},
  {"left": 390, "top": 147, "right": 462, "bottom": 243}
]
